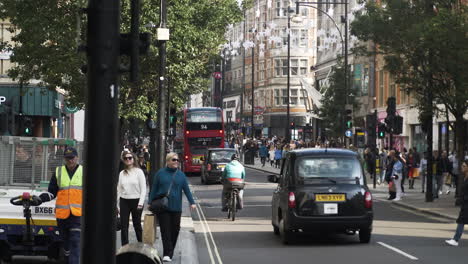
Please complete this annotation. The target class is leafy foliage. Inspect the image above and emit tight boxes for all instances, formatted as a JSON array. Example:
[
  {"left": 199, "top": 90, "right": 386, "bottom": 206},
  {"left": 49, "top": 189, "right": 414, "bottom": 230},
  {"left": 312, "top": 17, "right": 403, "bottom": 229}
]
[
  {"left": 316, "top": 59, "right": 358, "bottom": 139},
  {"left": 0, "top": 0, "right": 243, "bottom": 120},
  {"left": 351, "top": 0, "right": 468, "bottom": 123}
]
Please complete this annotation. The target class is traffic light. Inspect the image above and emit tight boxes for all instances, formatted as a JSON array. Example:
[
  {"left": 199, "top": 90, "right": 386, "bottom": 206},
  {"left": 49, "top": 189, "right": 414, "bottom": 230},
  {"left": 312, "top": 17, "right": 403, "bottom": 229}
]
[
  {"left": 377, "top": 123, "right": 386, "bottom": 139},
  {"left": 22, "top": 117, "right": 33, "bottom": 136},
  {"left": 386, "top": 97, "right": 396, "bottom": 117},
  {"left": 366, "top": 113, "right": 377, "bottom": 139},
  {"left": 393, "top": 115, "right": 403, "bottom": 135},
  {"left": 345, "top": 109, "right": 352, "bottom": 129},
  {"left": 290, "top": 122, "right": 295, "bottom": 130}
]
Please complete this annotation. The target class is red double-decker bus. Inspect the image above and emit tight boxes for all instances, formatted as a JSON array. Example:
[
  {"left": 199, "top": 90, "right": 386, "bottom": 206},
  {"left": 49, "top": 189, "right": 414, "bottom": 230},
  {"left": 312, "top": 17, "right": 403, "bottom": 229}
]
[{"left": 182, "top": 107, "right": 225, "bottom": 174}]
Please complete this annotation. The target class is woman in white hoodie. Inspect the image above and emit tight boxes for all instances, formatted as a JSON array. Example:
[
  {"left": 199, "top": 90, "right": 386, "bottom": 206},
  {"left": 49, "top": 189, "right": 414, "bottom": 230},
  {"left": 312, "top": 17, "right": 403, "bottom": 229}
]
[{"left": 117, "top": 150, "right": 147, "bottom": 246}]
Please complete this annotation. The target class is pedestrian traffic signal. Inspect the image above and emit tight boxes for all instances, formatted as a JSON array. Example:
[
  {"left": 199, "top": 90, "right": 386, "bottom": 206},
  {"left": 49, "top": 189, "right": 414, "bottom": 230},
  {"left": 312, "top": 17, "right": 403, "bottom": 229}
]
[
  {"left": 22, "top": 117, "right": 33, "bottom": 136},
  {"left": 290, "top": 122, "right": 295, "bottom": 130},
  {"left": 377, "top": 123, "right": 386, "bottom": 138},
  {"left": 345, "top": 109, "right": 353, "bottom": 129}
]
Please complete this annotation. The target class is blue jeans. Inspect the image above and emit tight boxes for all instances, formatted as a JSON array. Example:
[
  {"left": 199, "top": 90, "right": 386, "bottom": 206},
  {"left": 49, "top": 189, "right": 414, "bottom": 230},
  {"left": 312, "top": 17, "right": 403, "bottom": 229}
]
[
  {"left": 57, "top": 215, "right": 81, "bottom": 264},
  {"left": 454, "top": 223, "right": 465, "bottom": 242}
]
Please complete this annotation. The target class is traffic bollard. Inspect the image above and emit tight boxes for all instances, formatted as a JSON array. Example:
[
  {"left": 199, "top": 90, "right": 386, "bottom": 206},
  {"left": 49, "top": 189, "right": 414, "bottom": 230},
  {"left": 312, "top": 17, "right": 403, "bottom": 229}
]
[{"left": 116, "top": 242, "right": 161, "bottom": 264}]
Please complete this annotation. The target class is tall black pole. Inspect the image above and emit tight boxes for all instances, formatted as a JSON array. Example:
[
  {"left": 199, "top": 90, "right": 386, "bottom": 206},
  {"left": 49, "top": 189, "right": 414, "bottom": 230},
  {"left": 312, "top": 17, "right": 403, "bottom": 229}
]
[
  {"left": 241, "top": 10, "right": 246, "bottom": 138},
  {"left": 156, "top": 0, "right": 168, "bottom": 170},
  {"left": 286, "top": 9, "right": 291, "bottom": 142},
  {"left": 251, "top": 35, "right": 255, "bottom": 139},
  {"left": 83, "top": 0, "right": 120, "bottom": 263},
  {"left": 344, "top": 0, "right": 349, "bottom": 147},
  {"left": 425, "top": 89, "right": 434, "bottom": 202}
]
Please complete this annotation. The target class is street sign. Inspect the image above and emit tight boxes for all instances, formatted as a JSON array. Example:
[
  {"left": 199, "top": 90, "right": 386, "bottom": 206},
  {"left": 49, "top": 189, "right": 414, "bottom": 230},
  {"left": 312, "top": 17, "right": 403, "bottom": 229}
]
[
  {"left": 345, "top": 129, "right": 353, "bottom": 138},
  {"left": 212, "top": 72, "right": 222, "bottom": 79}
]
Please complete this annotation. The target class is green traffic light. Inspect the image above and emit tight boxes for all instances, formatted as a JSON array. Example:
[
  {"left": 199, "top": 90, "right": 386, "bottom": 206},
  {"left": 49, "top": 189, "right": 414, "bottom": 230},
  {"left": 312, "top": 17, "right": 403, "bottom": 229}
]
[
  {"left": 346, "top": 121, "right": 352, "bottom": 129},
  {"left": 25, "top": 128, "right": 30, "bottom": 134}
]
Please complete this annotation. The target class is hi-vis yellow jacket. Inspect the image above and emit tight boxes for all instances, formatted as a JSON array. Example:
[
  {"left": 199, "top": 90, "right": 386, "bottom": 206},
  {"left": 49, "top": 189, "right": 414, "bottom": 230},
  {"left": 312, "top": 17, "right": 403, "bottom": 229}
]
[{"left": 55, "top": 165, "right": 83, "bottom": 219}]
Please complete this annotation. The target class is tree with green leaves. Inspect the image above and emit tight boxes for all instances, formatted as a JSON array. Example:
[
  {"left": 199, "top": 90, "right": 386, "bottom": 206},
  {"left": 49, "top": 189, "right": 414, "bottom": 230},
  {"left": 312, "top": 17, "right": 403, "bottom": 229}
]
[
  {"left": 351, "top": 0, "right": 468, "bottom": 202},
  {"left": 0, "top": 0, "right": 244, "bottom": 122},
  {"left": 316, "top": 59, "right": 358, "bottom": 141}
]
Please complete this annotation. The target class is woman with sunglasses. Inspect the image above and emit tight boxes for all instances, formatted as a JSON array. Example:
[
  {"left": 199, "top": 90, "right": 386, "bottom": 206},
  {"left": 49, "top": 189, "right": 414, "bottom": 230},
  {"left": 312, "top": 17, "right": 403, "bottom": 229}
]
[
  {"left": 117, "top": 150, "right": 147, "bottom": 246},
  {"left": 446, "top": 159, "right": 468, "bottom": 246},
  {"left": 149, "top": 152, "right": 196, "bottom": 262}
]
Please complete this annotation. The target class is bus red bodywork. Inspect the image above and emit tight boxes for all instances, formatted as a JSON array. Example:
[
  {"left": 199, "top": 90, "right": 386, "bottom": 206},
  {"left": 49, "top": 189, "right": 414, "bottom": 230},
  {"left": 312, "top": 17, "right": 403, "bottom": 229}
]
[{"left": 182, "top": 107, "right": 225, "bottom": 173}]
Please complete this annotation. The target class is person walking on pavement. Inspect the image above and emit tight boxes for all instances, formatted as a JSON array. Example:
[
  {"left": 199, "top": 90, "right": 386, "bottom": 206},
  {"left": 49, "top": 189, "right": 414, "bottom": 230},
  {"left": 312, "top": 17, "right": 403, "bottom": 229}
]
[
  {"left": 149, "top": 152, "right": 196, "bottom": 262},
  {"left": 39, "top": 147, "right": 82, "bottom": 264},
  {"left": 259, "top": 143, "right": 268, "bottom": 167},
  {"left": 117, "top": 150, "right": 146, "bottom": 246},
  {"left": 391, "top": 151, "right": 404, "bottom": 201},
  {"left": 420, "top": 152, "right": 428, "bottom": 193},
  {"left": 221, "top": 154, "right": 246, "bottom": 211},
  {"left": 274, "top": 145, "right": 282, "bottom": 169},
  {"left": 269, "top": 145, "right": 275, "bottom": 167},
  {"left": 445, "top": 159, "right": 468, "bottom": 246},
  {"left": 438, "top": 150, "right": 452, "bottom": 195},
  {"left": 378, "top": 148, "right": 388, "bottom": 185}
]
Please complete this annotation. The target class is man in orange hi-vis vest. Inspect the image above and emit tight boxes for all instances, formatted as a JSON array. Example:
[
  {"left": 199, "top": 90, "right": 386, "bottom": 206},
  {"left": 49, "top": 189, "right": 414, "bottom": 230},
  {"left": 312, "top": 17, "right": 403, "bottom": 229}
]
[{"left": 40, "top": 147, "right": 82, "bottom": 264}]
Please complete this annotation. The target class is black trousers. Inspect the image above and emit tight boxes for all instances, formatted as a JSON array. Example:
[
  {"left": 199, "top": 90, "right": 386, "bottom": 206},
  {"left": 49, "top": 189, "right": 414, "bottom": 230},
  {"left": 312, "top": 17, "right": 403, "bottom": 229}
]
[
  {"left": 157, "top": 211, "right": 182, "bottom": 258},
  {"left": 119, "top": 198, "right": 142, "bottom": 245}
]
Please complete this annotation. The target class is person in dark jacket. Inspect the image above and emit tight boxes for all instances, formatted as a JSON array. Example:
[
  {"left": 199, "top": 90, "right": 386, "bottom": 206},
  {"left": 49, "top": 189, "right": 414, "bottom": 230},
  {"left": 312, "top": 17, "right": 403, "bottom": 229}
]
[
  {"left": 258, "top": 144, "right": 268, "bottom": 167},
  {"left": 445, "top": 160, "right": 468, "bottom": 246},
  {"left": 149, "top": 152, "right": 196, "bottom": 262}
]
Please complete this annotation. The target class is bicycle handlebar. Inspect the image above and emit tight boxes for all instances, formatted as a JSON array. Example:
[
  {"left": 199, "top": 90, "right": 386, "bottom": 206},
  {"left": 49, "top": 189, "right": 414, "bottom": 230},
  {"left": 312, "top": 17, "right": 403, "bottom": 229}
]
[{"left": 10, "top": 192, "right": 42, "bottom": 207}]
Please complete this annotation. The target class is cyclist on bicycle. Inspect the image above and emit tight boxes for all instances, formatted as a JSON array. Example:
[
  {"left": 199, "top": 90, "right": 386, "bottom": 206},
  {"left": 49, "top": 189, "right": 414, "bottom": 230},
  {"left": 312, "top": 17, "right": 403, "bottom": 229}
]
[{"left": 221, "top": 154, "right": 245, "bottom": 212}]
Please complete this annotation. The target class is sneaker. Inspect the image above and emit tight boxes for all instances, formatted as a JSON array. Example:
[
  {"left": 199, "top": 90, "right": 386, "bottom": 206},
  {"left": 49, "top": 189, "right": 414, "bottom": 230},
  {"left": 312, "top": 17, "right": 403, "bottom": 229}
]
[
  {"left": 446, "top": 190, "right": 451, "bottom": 195},
  {"left": 162, "top": 256, "right": 172, "bottom": 262},
  {"left": 439, "top": 191, "right": 443, "bottom": 195},
  {"left": 445, "top": 239, "right": 459, "bottom": 246},
  {"left": 393, "top": 198, "right": 402, "bottom": 201}
]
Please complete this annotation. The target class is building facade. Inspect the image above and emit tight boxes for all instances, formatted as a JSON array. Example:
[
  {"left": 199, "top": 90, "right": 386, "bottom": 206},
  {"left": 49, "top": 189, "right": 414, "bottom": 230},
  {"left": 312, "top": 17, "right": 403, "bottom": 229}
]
[{"left": 221, "top": 0, "right": 320, "bottom": 140}]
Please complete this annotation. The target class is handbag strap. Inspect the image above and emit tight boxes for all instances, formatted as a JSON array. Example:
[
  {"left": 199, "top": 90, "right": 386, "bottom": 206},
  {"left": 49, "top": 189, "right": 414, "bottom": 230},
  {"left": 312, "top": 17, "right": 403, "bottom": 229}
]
[{"left": 164, "top": 170, "right": 177, "bottom": 197}]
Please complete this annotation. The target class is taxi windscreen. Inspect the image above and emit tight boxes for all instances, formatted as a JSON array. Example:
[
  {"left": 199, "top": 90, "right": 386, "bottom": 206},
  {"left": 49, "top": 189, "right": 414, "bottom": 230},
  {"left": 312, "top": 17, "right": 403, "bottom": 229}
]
[
  {"left": 210, "top": 150, "right": 236, "bottom": 162},
  {"left": 295, "top": 157, "right": 363, "bottom": 179}
]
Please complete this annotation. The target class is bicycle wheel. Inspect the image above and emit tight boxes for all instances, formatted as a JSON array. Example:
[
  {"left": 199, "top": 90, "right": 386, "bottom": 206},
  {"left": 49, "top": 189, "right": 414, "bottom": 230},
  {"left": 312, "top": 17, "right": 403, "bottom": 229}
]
[
  {"left": 227, "top": 193, "right": 231, "bottom": 219},
  {"left": 231, "top": 190, "right": 237, "bottom": 221}
]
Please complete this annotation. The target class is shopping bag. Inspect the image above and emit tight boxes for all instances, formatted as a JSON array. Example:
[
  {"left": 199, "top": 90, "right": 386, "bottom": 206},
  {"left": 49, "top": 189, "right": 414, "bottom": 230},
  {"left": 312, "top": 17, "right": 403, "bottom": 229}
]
[
  {"left": 389, "top": 181, "right": 396, "bottom": 192},
  {"left": 444, "top": 173, "right": 452, "bottom": 185},
  {"left": 142, "top": 213, "right": 157, "bottom": 244}
]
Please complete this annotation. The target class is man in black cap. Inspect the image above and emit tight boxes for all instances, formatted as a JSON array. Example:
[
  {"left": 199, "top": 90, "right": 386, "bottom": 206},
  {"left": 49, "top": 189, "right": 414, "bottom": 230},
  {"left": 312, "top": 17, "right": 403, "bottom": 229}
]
[{"left": 40, "top": 147, "right": 82, "bottom": 264}]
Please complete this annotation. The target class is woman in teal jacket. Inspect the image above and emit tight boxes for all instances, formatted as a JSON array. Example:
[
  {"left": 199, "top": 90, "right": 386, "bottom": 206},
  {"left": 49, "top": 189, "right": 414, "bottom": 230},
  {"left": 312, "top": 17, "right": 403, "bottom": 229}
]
[{"left": 149, "top": 152, "right": 196, "bottom": 262}]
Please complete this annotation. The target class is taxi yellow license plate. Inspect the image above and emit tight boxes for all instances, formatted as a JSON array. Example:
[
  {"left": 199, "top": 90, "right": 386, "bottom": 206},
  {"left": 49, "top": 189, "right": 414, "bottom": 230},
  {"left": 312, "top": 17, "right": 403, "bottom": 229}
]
[
  {"left": 218, "top": 165, "right": 225, "bottom": 171},
  {"left": 315, "top": 194, "right": 346, "bottom": 202}
]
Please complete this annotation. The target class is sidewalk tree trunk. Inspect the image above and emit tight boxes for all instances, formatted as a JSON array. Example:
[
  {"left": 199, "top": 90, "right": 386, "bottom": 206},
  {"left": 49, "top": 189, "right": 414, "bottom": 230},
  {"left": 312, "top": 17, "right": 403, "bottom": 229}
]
[{"left": 351, "top": 1, "right": 468, "bottom": 202}]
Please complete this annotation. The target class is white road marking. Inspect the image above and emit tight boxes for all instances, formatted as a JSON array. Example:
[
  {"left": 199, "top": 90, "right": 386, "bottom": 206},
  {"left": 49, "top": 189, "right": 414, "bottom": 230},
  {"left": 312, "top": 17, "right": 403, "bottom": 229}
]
[
  {"left": 378, "top": 242, "right": 419, "bottom": 260},
  {"left": 196, "top": 203, "right": 224, "bottom": 264},
  {"left": 195, "top": 204, "right": 215, "bottom": 264}
]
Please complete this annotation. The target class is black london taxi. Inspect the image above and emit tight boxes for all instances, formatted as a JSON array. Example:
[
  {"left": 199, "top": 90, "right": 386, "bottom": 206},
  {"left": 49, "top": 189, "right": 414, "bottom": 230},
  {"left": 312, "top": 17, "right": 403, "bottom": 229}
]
[
  {"left": 200, "top": 148, "right": 237, "bottom": 184},
  {"left": 267, "top": 148, "right": 373, "bottom": 244}
]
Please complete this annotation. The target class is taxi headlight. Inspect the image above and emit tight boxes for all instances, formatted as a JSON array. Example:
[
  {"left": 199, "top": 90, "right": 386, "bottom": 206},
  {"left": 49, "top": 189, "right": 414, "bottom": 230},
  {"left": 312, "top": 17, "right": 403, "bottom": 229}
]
[{"left": 0, "top": 229, "right": 4, "bottom": 233}]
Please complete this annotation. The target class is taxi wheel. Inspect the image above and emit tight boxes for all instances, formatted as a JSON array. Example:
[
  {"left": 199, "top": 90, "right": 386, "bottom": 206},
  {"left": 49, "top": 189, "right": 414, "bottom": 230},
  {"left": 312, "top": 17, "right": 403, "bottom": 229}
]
[
  {"left": 279, "top": 219, "right": 293, "bottom": 244},
  {"left": 359, "top": 227, "right": 372, "bottom": 243}
]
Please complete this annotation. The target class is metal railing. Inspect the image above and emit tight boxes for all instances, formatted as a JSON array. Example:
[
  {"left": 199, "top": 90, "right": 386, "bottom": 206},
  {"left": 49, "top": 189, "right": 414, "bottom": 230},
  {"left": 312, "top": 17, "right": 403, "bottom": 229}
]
[{"left": 0, "top": 136, "right": 84, "bottom": 189}]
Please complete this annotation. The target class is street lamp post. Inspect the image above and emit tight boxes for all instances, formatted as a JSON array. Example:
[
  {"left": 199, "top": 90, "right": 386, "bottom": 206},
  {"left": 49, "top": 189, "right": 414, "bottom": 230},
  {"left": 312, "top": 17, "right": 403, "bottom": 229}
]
[
  {"left": 286, "top": 7, "right": 291, "bottom": 142},
  {"left": 295, "top": 1, "right": 349, "bottom": 143},
  {"left": 250, "top": 29, "right": 256, "bottom": 139}
]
